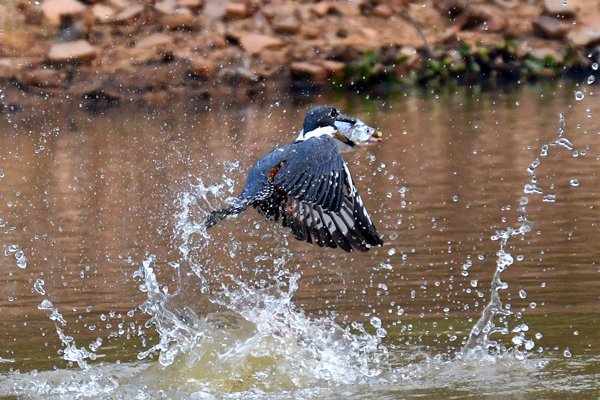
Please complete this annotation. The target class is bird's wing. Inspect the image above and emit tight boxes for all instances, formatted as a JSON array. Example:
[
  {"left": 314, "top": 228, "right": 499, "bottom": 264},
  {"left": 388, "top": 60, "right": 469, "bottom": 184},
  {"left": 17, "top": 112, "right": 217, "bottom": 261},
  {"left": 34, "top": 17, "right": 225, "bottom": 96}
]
[
  {"left": 271, "top": 136, "right": 383, "bottom": 252},
  {"left": 273, "top": 136, "right": 345, "bottom": 211}
]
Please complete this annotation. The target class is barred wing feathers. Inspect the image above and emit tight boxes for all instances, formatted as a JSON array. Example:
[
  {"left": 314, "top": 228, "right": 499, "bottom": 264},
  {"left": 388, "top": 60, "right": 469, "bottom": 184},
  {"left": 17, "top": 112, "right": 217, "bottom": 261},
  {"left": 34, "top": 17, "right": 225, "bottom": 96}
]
[{"left": 264, "top": 136, "right": 383, "bottom": 252}]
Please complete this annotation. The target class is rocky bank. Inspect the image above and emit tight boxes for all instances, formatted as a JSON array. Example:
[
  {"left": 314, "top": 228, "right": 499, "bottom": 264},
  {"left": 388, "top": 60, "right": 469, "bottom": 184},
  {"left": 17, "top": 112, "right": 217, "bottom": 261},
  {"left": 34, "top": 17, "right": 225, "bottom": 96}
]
[{"left": 0, "top": 0, "right": 599, "bottom": 107}]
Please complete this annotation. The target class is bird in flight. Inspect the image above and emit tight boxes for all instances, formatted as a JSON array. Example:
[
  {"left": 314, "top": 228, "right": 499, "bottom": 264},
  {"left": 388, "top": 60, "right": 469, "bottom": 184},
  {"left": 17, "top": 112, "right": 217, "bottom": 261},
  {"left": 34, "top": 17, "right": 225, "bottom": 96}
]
[{"left": 204, "top": 105, "right": 384, "bottom": 252}]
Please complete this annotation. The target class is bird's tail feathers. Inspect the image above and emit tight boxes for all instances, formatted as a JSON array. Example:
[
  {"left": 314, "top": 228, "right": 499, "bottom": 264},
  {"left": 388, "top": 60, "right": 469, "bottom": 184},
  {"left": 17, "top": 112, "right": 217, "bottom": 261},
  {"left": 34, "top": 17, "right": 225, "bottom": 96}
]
[{"left": 203, "top": 199, "right": 248, "bottom": 230}]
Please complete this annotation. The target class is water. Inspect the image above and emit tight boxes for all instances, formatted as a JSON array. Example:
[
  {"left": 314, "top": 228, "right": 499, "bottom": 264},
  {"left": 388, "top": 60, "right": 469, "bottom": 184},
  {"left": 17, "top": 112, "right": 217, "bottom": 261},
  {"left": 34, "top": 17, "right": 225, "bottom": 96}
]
[{"left": 0, "top": 82, "right": 599, "bottom": 398}]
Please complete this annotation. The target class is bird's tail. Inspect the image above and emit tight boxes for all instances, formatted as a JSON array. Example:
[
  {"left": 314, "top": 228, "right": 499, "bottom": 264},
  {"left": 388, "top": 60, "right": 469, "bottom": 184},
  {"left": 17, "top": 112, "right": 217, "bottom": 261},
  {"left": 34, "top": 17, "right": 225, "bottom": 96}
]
[{"left": 203, "top": 199, "right": 248, "bottom": 230}]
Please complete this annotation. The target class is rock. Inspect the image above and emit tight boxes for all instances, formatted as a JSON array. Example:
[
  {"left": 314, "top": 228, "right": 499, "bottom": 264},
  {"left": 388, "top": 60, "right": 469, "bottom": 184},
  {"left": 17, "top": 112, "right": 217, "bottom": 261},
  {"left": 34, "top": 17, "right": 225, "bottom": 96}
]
[
  {"left": 17, "top": 2, "right": 45, "bottom": 25},
  {"left": 371, "top": 4, "right": 393, "bottom": 18},
  {"left": 40, "top": 0, "right": 86, "bottom": 24},
  {"left": 238, "top": 33, "right": 285, "bottom": 54},
  {"left": 0, "top": 58, "right": 16, "bottom": 79},
  {"left": 529, "top": 47, "right": 565, "bottom": 61},
  {"left": 155, "top": 0, "right": 176, "bottom": 14},
  {"left": 319, "top": 59, "right": 345, "bottom": 78},
  {"left": 189, "top": 57, "right": 217, "bottom": 79},
  {"left": 217, "top": 67, "right": 259, "bottom": 84},
  {"left": 303, "top": 26, "right": 321, "bottom": 39},
  {"left": 310, "top": 2, "right": 332, "bottom": 18},
  {"left": 543, "top": 0, "right": 578, "bottom": 19},
  {"left": 224, "top": 2, "right": 250, "bottom": 20},
  {"left": 106, "top": 0, "right": 128, "bottom": 11},
  {"left": 461, "top": 5, "right": 507, "bottom": 33},
  {"left": 272, "top": 16, "right": 300, "bottom": 35},
  {"left": 17, "top": 68, "right": 67, "bottom": 87},
  {"left": 432, "top": 0, "right": 468, "bottom": 16},
  {"left": 135, "top": 33, "right": 173, "bottom": 49},
  {"left": 445, "top": 49, "right": 466, "bottom": 72},
  {"left": 0, "top": 58, "right": 37, "bottom": 80},
  {"left": 161, "top": 10, "right": 197, "bottom": 30},
  {"left": 47, "top": 40, "right": 98, "bottom": 64},
  {"left": 113, "top": 4, "right": 144, "bottom": 23},
  {"left": 67, "top": 75, "right": 104, "bottom": 96},
  {"left": 290, "top": 61, "right": 328, "bottom": 82},
  {"left": 331, "top": 2, "right": 360, "bottom": 17},
  {"left": 533, "top": 15, "right": 570, "bottom": 39},
  {"left": 567, "top": 27, "right": 600, "bottom": 48},
  {"left": 177, "top": 0, "right": 203, "bottom": 12},
  {"left": 91, "top": 4, "right": 115, "bottom": 22},
  {"left": 399, "top": 46, "right": 421, "bottom": 69},
  {"left": 329, "top": 44, "right": 363, "bottom": 62},
  {"left": 130, "top": 33, "right": 174, "bottom": 64}
]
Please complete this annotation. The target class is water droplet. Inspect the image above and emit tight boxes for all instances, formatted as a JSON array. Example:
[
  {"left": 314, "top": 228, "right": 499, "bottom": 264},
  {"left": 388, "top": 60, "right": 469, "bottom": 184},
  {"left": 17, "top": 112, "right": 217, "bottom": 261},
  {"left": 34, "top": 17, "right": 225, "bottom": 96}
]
[
  {"left": 529, "top": 302, "right": 537, "bottom": 309},
  {"left": 524, "top": 339, "right": 535, "bottom": 351},
  {"left": 470, "top": 279, "right": 478, "bottom": 287},
  {"left": 592, "top": 63, "right": 599, "bottom": 71},
  {"left": 573, "top": 330, "right": 579, "bottom": 336},
  {"left": 370, "top": 316, "right": 382, "bottom": 329},
  {"left": 588, "top": 75, "right": 596, "bottom": 84},
  {"left": 543, "top": 194, "right": 556, "bottom": 203},
  {"left": 570, "top": 179, "right": 580, "bottom": 187},
  {"left": 563, "top": 348, "right": 572, "bottom": 358},
  {"left": 378, "top": 262, "right": 393, "bottom": 271},
  {"left": 38, "top": 299, "right": 53, "bottom": 310},
  {"left": 452, "top": 195, "right": 459, "bottom": 202},
  {"left": 387, "top": 248, "right": 396, "bottom": 256},
  {"left": 524, "top": 184, "right": 543, "bottom": 194},
  {"left": 519, "top": 289, "right": 527, "bottom": 299},
  {"left": 34, "top": 279, "right": 46, "bottom": 295},
  {"left": 574, "top": 91, "right": 584, "bottom": 101}
]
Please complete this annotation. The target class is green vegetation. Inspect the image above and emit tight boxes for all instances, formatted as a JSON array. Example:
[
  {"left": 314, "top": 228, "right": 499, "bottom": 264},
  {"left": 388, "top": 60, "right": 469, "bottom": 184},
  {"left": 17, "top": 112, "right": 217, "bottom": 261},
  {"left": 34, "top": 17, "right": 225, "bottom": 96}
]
[{"left": 338, "top": 35, "right": 585, "bottom": 89}]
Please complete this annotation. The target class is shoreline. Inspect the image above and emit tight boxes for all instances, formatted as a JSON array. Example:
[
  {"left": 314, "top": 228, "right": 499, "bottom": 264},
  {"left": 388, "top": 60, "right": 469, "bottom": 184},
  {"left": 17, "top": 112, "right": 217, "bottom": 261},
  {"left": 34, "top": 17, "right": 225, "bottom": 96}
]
[{"left": 1, "top": 0, "right": 599, "bottom": 109}]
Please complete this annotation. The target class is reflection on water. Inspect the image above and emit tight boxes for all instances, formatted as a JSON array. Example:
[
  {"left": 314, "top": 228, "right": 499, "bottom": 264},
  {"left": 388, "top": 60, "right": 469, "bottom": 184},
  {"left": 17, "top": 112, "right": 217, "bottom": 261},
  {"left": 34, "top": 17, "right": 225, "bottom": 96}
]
[{"left": 0, "top": 81, "right": 599, "bottom": 398}]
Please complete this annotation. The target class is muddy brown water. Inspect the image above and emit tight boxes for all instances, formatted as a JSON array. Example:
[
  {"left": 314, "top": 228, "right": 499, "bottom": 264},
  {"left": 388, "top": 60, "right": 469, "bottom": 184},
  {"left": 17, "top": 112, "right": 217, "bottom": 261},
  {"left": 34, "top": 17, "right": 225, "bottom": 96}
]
[{"left": 0, "top": 81, "right": 599, "bottom": 398}]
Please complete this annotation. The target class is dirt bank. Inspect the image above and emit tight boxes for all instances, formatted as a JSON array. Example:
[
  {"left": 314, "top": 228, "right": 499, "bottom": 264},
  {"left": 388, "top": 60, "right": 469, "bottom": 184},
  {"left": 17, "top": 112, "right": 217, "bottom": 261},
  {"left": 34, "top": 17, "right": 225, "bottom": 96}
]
[{"left": 0, "top": 0, "right": 599, "bottom": 107}]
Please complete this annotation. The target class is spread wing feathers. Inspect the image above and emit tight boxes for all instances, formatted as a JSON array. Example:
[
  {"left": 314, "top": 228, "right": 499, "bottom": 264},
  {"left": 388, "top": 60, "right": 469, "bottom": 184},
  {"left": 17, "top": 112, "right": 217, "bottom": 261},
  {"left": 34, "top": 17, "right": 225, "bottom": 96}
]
[
  {"left": 273, "top": 137, "right": 345, "bottom": 212},
  {"left": 279, "top": 189, "right": 382, "bottom": 252}
]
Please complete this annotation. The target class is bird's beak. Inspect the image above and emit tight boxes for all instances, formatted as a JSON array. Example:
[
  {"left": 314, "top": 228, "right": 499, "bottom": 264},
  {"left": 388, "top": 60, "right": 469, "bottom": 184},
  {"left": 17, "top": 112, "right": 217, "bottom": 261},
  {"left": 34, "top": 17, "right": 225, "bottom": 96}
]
[{"left": 334, "top": 130, "right": 354, "bottom": 146}]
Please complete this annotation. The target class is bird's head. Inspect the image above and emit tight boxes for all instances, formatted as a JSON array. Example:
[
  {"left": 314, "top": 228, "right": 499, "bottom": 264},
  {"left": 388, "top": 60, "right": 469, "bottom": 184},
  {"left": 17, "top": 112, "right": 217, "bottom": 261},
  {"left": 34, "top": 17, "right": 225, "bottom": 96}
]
[{"left": 298, "top": 105, "right": 383, "bottom": 150}]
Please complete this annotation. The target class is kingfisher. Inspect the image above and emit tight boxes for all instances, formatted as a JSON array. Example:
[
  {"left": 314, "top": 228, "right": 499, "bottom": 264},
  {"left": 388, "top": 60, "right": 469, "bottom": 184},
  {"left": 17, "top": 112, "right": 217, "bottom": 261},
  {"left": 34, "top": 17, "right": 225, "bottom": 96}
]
[{"left": 203, "top": 105, "right": 384, "bottom": 252}]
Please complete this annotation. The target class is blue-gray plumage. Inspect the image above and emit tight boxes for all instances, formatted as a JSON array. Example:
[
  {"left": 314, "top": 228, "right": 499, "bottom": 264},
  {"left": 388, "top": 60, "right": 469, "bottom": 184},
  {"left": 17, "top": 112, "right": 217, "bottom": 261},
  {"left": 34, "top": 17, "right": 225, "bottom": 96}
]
[{"left": 204, "top": 105, "right": 384, "bottom": 252}]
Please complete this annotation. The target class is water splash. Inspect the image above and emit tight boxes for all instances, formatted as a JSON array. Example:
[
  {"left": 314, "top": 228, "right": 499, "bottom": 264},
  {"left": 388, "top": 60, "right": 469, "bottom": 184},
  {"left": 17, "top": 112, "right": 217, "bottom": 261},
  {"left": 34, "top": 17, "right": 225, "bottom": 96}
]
[
  {"left": 134, "top": 255, "right": 209, "bottom": 367},
  {"left": 37, "top": 299, "right": 102, "bottom": 369},
  {"left": 133, "top": 255, "right": 387, "bottom": 393},
  {"left": 130, "top": 178, "right": 389, "bottom": 392},
  {"left": 4, "top": 244, "right": 27, "bottom": 269},
  {"left": 461, "top": 113, "right": 577, "bottom": 360}
]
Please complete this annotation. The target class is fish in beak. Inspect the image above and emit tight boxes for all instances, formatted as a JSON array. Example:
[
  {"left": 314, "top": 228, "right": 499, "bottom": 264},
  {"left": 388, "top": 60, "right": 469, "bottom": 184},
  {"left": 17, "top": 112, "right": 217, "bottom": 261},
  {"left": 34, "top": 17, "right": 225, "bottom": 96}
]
[{"left": 334, "top": 115, "right": 383, "bottom": 151}]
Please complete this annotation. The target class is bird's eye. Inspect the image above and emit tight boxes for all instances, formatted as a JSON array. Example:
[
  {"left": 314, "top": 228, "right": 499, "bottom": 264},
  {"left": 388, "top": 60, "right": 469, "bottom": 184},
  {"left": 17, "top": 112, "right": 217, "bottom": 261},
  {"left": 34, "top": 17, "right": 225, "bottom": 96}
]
[{"left": 330, "top": 108, "right": 338, "bottom": 117}]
